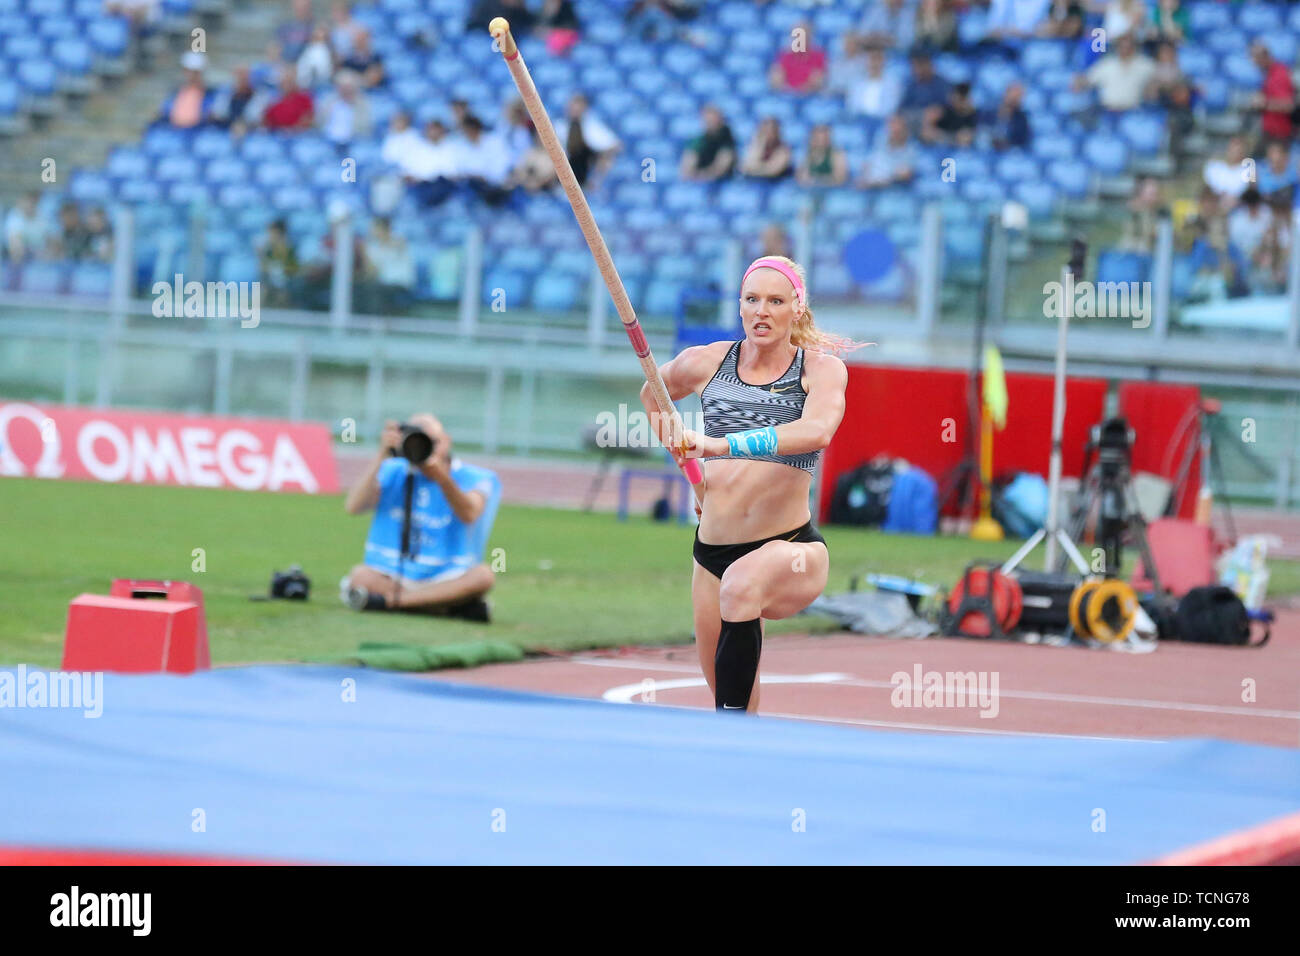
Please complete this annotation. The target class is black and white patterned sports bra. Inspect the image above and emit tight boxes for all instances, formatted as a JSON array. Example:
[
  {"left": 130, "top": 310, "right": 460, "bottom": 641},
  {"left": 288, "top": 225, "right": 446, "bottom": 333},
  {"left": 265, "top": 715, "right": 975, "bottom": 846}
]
[{"left": 700, "top": 341, "right": 820, "bottom": 476}]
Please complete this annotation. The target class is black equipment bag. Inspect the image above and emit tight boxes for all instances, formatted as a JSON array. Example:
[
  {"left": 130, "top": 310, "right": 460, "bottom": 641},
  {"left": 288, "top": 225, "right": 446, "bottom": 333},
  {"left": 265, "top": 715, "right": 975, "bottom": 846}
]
[
  {"left": 829, "top": 460, "right": 894, "bottom": 526},
  {"left": 1172, "top": 585, "right": 1269, "bottom": 647},
  {"left": 1139, "top": 592, "right": 1181, "bottom": 640},
  {"left": 1010, "top": 569, "right": 1078, "bottom": 632}
]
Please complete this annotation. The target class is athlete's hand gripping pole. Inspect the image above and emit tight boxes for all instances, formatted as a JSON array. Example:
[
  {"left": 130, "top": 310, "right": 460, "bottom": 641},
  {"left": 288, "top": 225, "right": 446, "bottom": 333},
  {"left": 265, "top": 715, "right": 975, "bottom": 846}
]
[{"left": 487, "top": 18, "right": 706, "bottom": 503}]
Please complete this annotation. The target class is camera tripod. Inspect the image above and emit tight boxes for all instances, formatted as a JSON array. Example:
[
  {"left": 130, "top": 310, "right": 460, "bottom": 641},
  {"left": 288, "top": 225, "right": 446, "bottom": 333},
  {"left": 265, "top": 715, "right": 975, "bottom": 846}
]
[{"left": 1053, "top": 421, "right": 1163, "bottom": 593}]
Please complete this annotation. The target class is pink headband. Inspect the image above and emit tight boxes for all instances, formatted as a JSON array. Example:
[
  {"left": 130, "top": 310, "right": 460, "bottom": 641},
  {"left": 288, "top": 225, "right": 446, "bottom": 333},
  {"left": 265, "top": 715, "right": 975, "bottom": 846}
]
[{"left": 741, "top": 258, "right": 805, "bottom": 307}]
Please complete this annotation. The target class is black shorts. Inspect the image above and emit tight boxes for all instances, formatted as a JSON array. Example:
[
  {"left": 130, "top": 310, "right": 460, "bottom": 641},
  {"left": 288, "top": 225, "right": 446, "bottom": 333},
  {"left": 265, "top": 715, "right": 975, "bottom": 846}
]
[{"left": 692, "top": 520, "right": 827, "bottom": 580}]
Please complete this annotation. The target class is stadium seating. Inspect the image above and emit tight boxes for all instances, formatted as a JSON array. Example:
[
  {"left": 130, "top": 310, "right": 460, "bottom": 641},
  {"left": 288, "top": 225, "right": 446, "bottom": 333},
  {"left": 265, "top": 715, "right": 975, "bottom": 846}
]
[{"left": 19, "top": 0, "right": 1292, "bottom": 317}]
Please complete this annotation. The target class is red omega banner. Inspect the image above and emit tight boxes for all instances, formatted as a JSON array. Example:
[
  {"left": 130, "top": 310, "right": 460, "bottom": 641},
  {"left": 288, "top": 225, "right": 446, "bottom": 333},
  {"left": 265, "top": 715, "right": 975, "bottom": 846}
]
[{"left": 0, "top": 402, "right": 339, "bottom": 494}]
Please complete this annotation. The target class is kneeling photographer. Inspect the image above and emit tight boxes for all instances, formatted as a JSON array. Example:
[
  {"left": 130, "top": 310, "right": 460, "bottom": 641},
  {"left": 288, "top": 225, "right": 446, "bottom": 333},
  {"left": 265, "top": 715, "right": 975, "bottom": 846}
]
[{"left": 341, "top": 413, "right": 498, "bottom": 621}]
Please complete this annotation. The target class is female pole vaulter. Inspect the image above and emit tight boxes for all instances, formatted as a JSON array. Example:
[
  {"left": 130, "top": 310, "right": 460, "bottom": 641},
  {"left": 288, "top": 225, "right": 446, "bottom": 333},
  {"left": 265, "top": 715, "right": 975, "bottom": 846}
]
[{"left": 643, "top": 256, "right": 856, "bottom": 715}]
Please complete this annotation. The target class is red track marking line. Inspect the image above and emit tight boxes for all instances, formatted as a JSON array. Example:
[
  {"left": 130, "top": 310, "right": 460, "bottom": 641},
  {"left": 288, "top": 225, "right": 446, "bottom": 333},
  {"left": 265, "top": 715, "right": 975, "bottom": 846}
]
[
  {"left": 0, "top": 845, "right": 300, "bottom": 866},
  {"left": 1146, "top": 811, "right": 1300, "bottom": 866}
]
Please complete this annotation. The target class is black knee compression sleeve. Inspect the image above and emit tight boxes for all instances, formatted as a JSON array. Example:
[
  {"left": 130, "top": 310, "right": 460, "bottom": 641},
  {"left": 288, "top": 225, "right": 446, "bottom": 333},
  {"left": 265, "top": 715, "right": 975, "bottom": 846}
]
[{"left": 714, "top": 617, "right": 761, "bottom": 712}]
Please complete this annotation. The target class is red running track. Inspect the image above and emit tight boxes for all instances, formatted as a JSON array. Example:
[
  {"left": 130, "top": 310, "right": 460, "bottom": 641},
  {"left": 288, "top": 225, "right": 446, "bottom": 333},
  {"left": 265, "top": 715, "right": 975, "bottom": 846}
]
[{"left": 436, "top": 609, "right": 1300, "bottom": 748}]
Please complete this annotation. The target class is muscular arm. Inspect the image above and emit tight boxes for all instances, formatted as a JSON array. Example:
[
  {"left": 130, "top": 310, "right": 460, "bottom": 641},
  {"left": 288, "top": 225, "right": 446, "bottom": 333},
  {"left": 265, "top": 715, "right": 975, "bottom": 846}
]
[
  {"left": 344, "top": 453, "right": 386, "bottom": 514},
  {"left": 773, "top": 352, "right": 848, "bottom": 454}
]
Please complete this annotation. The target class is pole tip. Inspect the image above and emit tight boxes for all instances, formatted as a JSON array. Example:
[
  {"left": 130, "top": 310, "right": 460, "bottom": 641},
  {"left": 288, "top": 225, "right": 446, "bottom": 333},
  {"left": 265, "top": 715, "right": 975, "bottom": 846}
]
[{"left": 489, "top": 16, "right": 510, "bottom": 38}]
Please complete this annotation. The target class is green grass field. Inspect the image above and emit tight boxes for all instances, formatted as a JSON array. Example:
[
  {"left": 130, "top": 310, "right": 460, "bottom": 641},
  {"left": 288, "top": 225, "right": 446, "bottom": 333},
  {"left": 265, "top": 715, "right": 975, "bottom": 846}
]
[{"left": 3, "top": 477, "right": 1297, "bottom": 670}]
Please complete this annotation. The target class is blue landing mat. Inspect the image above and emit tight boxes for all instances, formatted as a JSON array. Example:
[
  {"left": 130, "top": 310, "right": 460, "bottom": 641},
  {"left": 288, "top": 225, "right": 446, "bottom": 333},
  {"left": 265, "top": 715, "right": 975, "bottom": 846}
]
[{"left": 1, "top": 665, "right": 1297, "bottom": 864}]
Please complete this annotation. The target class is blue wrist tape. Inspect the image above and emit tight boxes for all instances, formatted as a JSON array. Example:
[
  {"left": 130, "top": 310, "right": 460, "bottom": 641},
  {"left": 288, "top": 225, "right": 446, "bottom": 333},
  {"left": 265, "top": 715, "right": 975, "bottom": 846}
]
[{"left": 726, "top": 426, "right": 778, "bottom": 457}]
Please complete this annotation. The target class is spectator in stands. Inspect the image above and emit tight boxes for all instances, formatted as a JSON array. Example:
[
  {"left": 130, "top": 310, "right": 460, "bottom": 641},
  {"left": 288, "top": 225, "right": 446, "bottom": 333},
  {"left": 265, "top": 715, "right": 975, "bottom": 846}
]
[
  {"left": 467, "top": 0, "right": 535, "bottom": 35},
  {"left": 860, "top": 114, "right": 918, "bottom": 189},
  {"left": 1182, "top": 214, "right": 1232, "bottom": 302},
  {"left": 769, "top": 21, "right": 828, "bottom": 95},
  {"left": 1145, "top": 41, "right": 1184, "bottom": 101},
  {"left": 899, "top": 51, "right": 949, "bottom": 132},
  {"left": 253, "top": 40, "right": 288, "bottom": 88},
  {"left": 450, "top": 99, "right": 482, "bottom": 132},
  {"left": 1248, "top": 196, "right": 1292, "bottom": 295},
  {"left": 985, "top": 0, "right": 1053, "bottom": 43},
  {"left": 1037, "top": 0, "right": 1084, "bottom": 39},
  {"left": 360, "top": 217, "right": 415, "bottom": 314},
  {"left": 1117, "top": 176, "right": 1164, "bottom": 253},
  {"left": 297, "top": 24, "right": 335, "bottom": 89},
  {"left": 212, "top": 66, "right": 264, "bottom": 134},
  {"left": 679, "top": 104, "right": 736, "bottom": 182},
  {"left": 1227, "top": 188, "right": 1274, "bottom": 269},
  {"left": 276, "top": 0, "right": 316, "bottom": 63},
  {"left": 105, "top": 0, "right": 160, "bottom": 63},
  {"left": 380, "top": 111, "right": 423, "bottom": 171},
  {"left": 796, "top": 124, "right": 849, "bottom": 187},
  {"left": 263, "top": 66, "right": 315, "bottom": 131},
  {"left": 1203, "top": 136, "right": 1251, "bottom": 210},
  {"left": 622, "top": 0, "right": 701, "bottom": 44},
  {"left": 538, "top": 0, "right": 582, "bottom": 57},
  {"left": 1100, "top": 0, "right": 1148, "bottom": 42},
  {"left": 160, "top": 52, "right": 215, "bottom": 129},
  {"left": 49, "top": 202, "right": 89, "bottom": 261},
  {"left": 846, "top": 46, "right": 903, "bottom": 119},
  {"left": 1072, "top": 34, "right": 1156, "bottom": 112},
  {"left": 740, "top": 118, "right": 794, "bottom": 180},
  {"left": 317, "top": 70, "right": 372, "bottom": 148},
  {"left": 507, "top": 127, "right": 559, "bottom": 193},
  {"left": 340, "top": 27, "right": 384, "bottom": 89},
  {"left": 406, "top": 119, "right": 461, "bottom": 207},
  {"left": 987, "top": 81, "right": 1031, "bottom": 151},
  {"left": 1248, "top": 41, "right": 1295, "bottom": 148},
  {"left": 1146, "top": 42, "right": 1194, "bottom": 153},
  {"left": 1149, "top": 0, "right": 1187, "bottom": 44},
  {"left": 455, "top": 115, "right": 517, "bottom": 208},
  {"left": 258, "top": 218, "right": 300, "bottom": 308},
  {"left": 329, "top": 2, "right": 359, "bottom": 60},
  {"left": 758, "top": 223, "right": 792, "bottom": 259},
  {"left": 913, "top": 0, "right": 957, "bottom": 53},
  {"left": 858, "top": 0, "right": 915, "bottom": 52},
  {"left": 82, "top": 207, "right": 113, "bottom": 262},
  {"left": 827, "top": 33, "right": 867, "bottom": 98},
  {"left": 925, "top": 81, "right": 978, "bottom": 147},
  {"left": 501, "top": 99, "right": 535, "bottom": 170},
  {"left": 555, "top": 93, "right": 621, "bottom": 188},
  {"left": 1257, "top": 141, "right": 1298, "bottom": 205}
]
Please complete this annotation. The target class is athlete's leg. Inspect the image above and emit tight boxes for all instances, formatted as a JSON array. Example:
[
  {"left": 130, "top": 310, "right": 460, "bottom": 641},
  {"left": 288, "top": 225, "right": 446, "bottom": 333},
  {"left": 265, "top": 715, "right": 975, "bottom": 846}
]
[
  {"left": 717, "top": 540, "right": 830, "bottom": 714},
  {"left": 691, "top": 561, "right": 722, "bottom": 698}
]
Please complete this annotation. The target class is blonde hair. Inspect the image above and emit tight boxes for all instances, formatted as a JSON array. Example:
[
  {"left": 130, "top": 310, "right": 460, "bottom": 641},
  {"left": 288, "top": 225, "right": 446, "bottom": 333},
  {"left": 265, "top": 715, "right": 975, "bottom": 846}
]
[{"left": 744, "top": 255, "right": 872, "bottom": 355}]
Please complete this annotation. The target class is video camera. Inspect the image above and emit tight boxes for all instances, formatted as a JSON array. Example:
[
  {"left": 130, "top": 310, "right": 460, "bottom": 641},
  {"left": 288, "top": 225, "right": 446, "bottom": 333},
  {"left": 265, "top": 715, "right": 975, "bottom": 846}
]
[
  {"left": 390, "top": 422, "right": 436, "bottom": 464},
  {"left": 1088, "top": 417, "right": 1135, "bottom": 483}
]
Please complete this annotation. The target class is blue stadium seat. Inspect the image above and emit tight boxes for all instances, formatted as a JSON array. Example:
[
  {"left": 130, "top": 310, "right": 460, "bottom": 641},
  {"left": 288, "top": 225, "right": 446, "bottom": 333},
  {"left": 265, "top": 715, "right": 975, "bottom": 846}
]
[
  {"left": 1223, "top": 53, "right": 1261, "bottom": 90},
  {"left": 254, "top": 160, "right": 299, "bottom": 188},
  {"left": 39, "top": 17, "right": 79, "bottom": 39},
  {"left": 643, "top": 280, "right": 686, "bottom": 317},
  {"left": 105, "top": 147, "right": 150, "bottom": 181},
  {"left": 1081, "top": 135, "right": 1129, "bottom": 176},
  {"left": 18, "top": 262, "right": 68, "bottom": 294},
  {"left": 217, "top": 253, "right": 260, "bottom": 284},
  {"left": 155, "top": 154, "right": 200, "bottom": 182},
  {"left": 192, "top": 128, "right": 235, "bottom": 159},
  {"left": 68, "top": 262, "right": 112, "bottom": 297},
  {"left": 1199, "top": 76, "right": 1230, "bottom": 111},
  {"left": 271, "top": 186, "right": 316, "bottom": 211},
  {"left": 5, "top": 36, "right": 46, "bottom": 62},
  {"left": 481, "top": 268, "right": 529, "bottom": 307},
  {"left": 1177, "top": 46, "right": 1215, "bottom": 79},
  {"left": 995, "top": 151, "right": 1039, "bottom": 186},
  {"left": 86, "top": 16, "right": 128, "bottom": 57},
  {"left": 1096, "top": 249, "right": 1151, "bottom": 285},
  {"left": 1116, "top": 112, "right": 1165, "bottom": 156},
  {"left": 203, "top": 155, "right": 248, "bottom": 185},
  {"left": 0, "top": 78, "right": 20, "bottom": 116},
  {"left": 1014, "top": 180, "right": 1057, "bottom": 219},
  {"left": 1021, "top": 40, "right": 1067, "bottom": 74},
  {"left": 216, "top": 183, "right": 261, "bottom": 208},
  {"left": 1235, "top": 4, "right": 1282, "bottom": 32},
  {"left": 1046, "top": 159, "right": 1091, "bottom": 199},
  {"left": 1203, "top": 27, "right": 1248, "bottom": 55},
  {"left": 874, "top": 190, "right": 919, "bottom": 224},
  {"left": 1051, "top": 89, "right": 1093, "bottom": 114},
  {"left": 653, "top": 255, "right": 697, "bottom": 282},
  {"left": 68, "top": 170, "right": 111, "bottom": 202},
  {"left": 1188, "top": 2, "right": 1232, "bottom": 33},
  {"left": 961, "top": 178, "right": 1008, "bottom": 205},
  {"left": 532, "top": 272, "right": 582, "bottom": 311},
  {"left": 168, "top": 182, "right": 211, "bottom": 205},
  {"left": 142, "top": 126, "right": 190, "bottom": 157},
  {"left": 240, "top": 132, "right": 286, "bottom": 162},
  {"left": 16, "top": 59, "right": 57, "bottom": 95}
]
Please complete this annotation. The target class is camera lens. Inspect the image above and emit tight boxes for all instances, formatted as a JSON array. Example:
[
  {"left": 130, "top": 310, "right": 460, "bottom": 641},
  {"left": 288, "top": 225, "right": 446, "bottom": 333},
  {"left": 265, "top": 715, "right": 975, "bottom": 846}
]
[{"left": 401, "top": 429, "right": 434, "bottom": 463}]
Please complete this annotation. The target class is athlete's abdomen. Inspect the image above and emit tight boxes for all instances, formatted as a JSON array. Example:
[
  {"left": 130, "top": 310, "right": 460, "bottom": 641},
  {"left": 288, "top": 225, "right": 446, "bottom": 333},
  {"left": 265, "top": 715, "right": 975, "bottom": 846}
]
[{"left": 698, "top": 458, "right": 813, "bottom": 544}]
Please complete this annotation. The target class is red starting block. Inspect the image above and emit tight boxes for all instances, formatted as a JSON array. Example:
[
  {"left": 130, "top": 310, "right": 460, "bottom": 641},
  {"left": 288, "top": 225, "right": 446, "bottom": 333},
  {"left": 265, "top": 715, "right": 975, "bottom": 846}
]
[{"left": 62, "top": 579, "right": 210, "bottom": 674}]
